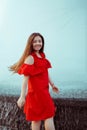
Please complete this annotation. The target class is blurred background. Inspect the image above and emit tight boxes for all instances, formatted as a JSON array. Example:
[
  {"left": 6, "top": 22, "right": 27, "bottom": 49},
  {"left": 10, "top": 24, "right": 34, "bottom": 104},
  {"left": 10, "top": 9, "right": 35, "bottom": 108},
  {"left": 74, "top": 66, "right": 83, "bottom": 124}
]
[{"left": 0, "top": 0, "right": 87, "bottom": 97}]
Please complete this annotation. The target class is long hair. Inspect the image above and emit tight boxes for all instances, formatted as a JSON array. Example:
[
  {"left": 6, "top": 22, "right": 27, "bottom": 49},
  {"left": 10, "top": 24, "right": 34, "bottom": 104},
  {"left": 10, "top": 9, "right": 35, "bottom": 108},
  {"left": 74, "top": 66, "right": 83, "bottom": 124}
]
[{"left": 9, "top": 32, "right": 44, "bottom": 73}]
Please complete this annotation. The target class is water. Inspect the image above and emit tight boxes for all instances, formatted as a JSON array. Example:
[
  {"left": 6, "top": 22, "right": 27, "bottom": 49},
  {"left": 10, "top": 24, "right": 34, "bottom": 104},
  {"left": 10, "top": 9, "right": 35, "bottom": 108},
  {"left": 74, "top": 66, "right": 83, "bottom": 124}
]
[
  {"left": 0, "top": 81, "right": 87, "bottom": 99},
  {"left": 51, "top": 81, "right": 87, "bottom": 99}
]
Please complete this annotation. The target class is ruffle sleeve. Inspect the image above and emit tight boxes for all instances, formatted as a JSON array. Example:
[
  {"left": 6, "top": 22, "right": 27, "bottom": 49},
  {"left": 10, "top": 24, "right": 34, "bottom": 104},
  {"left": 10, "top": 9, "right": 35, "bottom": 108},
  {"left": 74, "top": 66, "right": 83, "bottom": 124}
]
[
  {"left": 45, "top": 59, "right": 52, "bottom": 68},
  {"left": 18, "top": 63, "right": 46, "bottom": 76}
]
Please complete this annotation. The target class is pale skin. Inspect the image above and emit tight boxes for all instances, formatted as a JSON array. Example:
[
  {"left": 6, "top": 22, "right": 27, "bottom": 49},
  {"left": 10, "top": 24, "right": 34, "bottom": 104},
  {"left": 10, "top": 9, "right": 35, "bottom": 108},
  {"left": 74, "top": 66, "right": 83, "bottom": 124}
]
[{"left": 17, "top": 36, "right": 59, "bottom": 130}]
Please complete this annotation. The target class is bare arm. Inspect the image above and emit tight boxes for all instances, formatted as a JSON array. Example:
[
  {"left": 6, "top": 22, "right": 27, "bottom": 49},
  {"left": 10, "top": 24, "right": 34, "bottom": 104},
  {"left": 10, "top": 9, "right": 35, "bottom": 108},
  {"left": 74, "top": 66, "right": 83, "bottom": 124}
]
[
  {"left": 48, "top": 73, "right": 59, "bottom": 93},
  {"left": 17, "top": 76, "right": 29, "bottom": 109},
  {"left": 20, "top": 76, "right": 29, "bottom": 98},
  {"left": 48, "top": 74, "right": 55, "bottom": 88},
  {"left": 17, "top": 55, "right": 34, "bottom": 109}
]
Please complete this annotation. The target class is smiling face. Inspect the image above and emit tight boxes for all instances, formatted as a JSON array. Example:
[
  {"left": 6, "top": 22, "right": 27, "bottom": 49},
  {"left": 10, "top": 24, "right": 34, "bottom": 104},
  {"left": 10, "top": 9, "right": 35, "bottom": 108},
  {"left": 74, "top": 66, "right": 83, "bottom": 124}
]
[{"left": 32, "top": 36, "right": 43, "bottom": 52}]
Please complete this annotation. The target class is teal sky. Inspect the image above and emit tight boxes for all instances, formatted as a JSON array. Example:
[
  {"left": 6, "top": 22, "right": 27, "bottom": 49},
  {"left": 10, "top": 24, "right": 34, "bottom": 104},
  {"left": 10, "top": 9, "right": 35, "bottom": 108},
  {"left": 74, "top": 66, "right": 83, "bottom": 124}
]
[{"left": 0, "top": 0, "right": 87, "bottom": 88}]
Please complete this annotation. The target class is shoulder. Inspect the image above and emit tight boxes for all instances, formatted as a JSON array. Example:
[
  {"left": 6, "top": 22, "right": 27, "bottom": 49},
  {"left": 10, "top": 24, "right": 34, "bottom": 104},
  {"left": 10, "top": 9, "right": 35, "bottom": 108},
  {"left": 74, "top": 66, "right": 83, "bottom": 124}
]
[{"left": 24, "top": 55, "right": 34, "bottom": 65}]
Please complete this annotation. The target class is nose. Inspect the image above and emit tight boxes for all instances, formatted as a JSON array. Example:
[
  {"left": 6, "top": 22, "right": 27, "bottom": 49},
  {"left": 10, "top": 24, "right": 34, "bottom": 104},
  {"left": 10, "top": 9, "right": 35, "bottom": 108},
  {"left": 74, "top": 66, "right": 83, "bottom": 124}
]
[{"left": 35, "top": 41, "right": 41, "bottom": 45}]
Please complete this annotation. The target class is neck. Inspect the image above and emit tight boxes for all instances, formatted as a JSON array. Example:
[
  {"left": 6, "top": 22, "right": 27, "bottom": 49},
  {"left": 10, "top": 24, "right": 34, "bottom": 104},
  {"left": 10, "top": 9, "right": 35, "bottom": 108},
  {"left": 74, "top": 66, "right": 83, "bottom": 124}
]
[
  {"left": 34, "top": 51, "right": 42, "bottom": 58},
  {"left": 35, "top": 51, "right": 39, "bottom": 54}
]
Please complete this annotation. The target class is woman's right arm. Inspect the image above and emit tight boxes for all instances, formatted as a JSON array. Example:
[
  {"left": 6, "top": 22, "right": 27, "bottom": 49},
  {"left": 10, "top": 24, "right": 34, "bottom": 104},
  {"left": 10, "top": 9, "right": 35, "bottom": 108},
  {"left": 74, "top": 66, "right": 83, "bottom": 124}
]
[
  {"left": 17, "top": 55, "right": 34, "bottom": 109},
  {"left": 17, "top": 76, "right": 29, "bottom": 109}
]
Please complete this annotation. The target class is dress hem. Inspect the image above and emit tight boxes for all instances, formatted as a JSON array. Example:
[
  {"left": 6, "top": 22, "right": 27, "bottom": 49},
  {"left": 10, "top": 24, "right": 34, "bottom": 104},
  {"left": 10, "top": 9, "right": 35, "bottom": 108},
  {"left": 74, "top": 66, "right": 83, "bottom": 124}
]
[{"left": 25, "top": 113, "right": 55, "bottom": 121}]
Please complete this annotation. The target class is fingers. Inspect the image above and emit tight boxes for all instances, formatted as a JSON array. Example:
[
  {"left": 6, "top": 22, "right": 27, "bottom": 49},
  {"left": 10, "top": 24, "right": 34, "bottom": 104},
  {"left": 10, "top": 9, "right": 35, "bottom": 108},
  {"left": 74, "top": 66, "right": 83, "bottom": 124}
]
[
  {"left": 52, "top": 86, "right": 59, "bottom": 93},
  {"left": 17, "top": 102, "right": 23, "bottom": 109},
  {"left": 17, "top": 98, "right": 25, "bottom": 109}
]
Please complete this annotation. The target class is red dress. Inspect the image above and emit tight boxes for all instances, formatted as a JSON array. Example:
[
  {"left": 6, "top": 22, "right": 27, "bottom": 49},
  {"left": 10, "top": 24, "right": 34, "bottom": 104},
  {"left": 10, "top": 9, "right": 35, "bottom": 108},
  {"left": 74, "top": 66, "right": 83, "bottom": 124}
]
[{"left": 18, "top": 52, "right": 55, "bottom": 121}]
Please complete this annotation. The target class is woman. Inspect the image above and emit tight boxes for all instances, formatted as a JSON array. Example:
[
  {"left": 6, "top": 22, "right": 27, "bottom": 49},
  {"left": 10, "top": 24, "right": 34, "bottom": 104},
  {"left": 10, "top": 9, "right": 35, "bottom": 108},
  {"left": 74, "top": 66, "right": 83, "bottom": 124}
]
[{"left": 9, "top": 32, "right": 59, "bottom": 130}]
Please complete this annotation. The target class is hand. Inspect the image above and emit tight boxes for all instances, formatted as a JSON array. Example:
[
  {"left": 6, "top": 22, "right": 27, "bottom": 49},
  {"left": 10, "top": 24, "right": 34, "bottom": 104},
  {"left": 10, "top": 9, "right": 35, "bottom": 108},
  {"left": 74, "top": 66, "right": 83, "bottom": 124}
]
[
  {"left": 52, "top": 86, "right": 59, "bottom": 93},
  {"left": 17, "top": 96, "right": 25, "bottom": 109}
]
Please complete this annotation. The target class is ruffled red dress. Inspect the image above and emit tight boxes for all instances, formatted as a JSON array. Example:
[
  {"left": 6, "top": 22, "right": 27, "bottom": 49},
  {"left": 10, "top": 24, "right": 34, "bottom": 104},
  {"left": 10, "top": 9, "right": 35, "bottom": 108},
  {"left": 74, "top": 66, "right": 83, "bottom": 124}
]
[{"left": 18, "top": 52, "right": 55, "bottom": 121}]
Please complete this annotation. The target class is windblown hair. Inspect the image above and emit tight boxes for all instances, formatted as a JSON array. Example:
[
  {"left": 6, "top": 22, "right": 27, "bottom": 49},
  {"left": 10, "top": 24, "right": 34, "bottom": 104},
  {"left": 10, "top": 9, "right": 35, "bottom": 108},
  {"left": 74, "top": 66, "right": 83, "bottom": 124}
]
[{"left": 9, "top": 32, "right": 44, "bottom": 73}]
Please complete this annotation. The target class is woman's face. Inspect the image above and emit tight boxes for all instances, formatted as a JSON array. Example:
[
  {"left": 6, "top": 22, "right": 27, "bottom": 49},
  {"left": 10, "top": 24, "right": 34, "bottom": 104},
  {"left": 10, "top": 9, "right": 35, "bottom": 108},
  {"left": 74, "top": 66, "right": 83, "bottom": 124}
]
[{"left": 32, "top": 36, "right": 43, "bottom": 52}]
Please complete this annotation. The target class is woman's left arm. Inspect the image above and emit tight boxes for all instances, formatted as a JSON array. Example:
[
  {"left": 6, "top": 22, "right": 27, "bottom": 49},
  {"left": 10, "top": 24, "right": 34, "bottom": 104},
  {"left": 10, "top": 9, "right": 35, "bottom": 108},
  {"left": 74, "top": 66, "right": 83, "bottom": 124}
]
[{"left": 48, "top": 73, "right": 59, "bottom": 93}]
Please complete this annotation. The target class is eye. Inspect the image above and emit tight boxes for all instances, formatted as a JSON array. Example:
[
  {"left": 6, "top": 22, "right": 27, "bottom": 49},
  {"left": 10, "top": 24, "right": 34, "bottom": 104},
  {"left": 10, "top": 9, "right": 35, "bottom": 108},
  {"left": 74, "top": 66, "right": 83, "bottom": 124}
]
[
  {"left": 39, "top": 40, "right": 42, "bottom": 43},
  {"left": 33, "top": 40, "right": 36, "bottom": 43}
]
